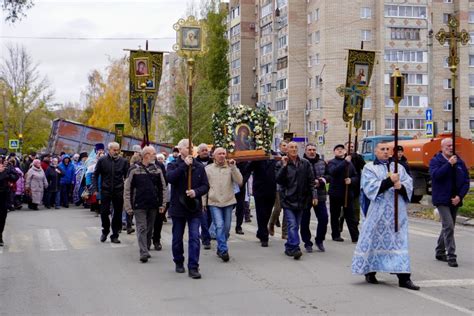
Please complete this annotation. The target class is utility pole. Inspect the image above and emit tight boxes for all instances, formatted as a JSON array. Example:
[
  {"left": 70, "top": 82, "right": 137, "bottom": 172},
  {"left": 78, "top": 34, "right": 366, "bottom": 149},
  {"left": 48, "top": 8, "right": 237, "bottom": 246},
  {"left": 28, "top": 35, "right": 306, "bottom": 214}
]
[{"left": 2, "top": 89, "right": 8, "bottom": 148}]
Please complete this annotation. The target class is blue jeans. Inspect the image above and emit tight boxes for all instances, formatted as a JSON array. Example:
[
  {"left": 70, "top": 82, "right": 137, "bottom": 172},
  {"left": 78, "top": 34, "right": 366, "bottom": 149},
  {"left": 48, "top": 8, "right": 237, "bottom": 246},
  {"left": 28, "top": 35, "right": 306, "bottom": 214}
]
[
  {"left": 301, "top": 202, "right": 329, "bottom": 247},
  {"left": 209, "top": 205, "right": 234, "bottom": 254},
  {"left": 171, "top": 216, "right": 201, "bottom": 269},
  {"left": 200, "top": 208, "right": 211, "bottom": 245},
  {"left": 284, "top": 208, "right": 303, "bottom": 252}
]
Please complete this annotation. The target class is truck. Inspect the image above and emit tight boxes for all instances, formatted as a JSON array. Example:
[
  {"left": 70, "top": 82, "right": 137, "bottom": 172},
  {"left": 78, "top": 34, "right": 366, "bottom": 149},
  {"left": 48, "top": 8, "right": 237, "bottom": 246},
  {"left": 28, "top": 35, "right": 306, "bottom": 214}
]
[
  {"left": 360, "top": 134, "right": 474, "bottom": 203},
  {"left": 47, "top": 119, "right": 173, "bottom": 155}
]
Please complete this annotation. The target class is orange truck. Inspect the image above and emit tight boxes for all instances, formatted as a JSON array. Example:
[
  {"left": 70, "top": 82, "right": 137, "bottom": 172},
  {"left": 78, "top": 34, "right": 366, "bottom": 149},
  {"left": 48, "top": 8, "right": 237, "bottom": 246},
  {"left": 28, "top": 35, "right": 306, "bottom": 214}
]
[{"left": 361, "top": 134, "right": 474, "bottom": 203}]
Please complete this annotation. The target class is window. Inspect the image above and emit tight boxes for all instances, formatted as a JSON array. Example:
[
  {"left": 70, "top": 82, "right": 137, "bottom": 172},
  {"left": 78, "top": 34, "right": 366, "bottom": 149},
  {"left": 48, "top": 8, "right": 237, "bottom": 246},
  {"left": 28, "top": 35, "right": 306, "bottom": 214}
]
[
  {"left": 361, "top": 30, "right": 372, "bottom": 41},
  {"left": 444, "top": 121, "right": 453, "bottom": 132},
  {"left": 443, "top": 13, "right": 450, "bottom": 24},
  {"left": 391, "top": 28, "right": 420, "bottom": 41},
  {"left": 231, "top": 41, "right": 240, "bottom": 53},
  {"left": 261, "top": 3, "right": 272, "bottom": 18},
  {"left": 443, "top": 100, "right": 452, "bottom": 111},
  {"left": 314, "top": 9, "right": 320, "bottom": 21},
  {"left": 260, "top": 83, "right": 271, "bottom": 95},
  {"left": 315, "top": 98, "right": 321, "bottom": 109},
  {"left": 277, "top": 0, "right": 287, "bottom": 8},
  {"left": 385, "top": 118, "right": 394, "bottom": 130},
  {"left": 232, "top": 93, "right": 240, "bottom": 102},
  {"left": 278, "top": 35, "right": 287, "bottom": 49},
  {"left": 443, "top": 79, "right": 452, "bottom": 89},
  {"left": 362, "top": 120, "right": 373, "bottom": 131},
  {"left": 230, "top": 6, "right": 240, "bottom": 20},
  {"left": 307, "top": 99, "right": 312, "bottom": 111},
  {"left": 386, "top": 95, "right": 427, "bottom": 107},
  {"left": 315, "top": 120, "right": 321, "bottom": 132},
  {"left": 403, "top": 73, "right": 426, "bottom": 85},
  {"left": 261, "top": 63, "right": 272, "bottom": 75},
  {"left": 363, "top": 97, "right": 372, "bottom": 109},
  {"left": 276, "top": 78, "right": 287, "bottom": 90},
  {"left": 314, "top": 53, "right": 320, "bottom": 65},
  {"left": 361, "top": 7, "right": 372, "bottom": 19},
  {"left": 308, "top": 77, "right": 312, "bottom": 87},
  {"left": 384, "top": 50, "right": 425, "bottom": 63},
  {"left": 315, "top": 75, "right": 321, "bottom": 87},
  {"left": 277, "top": 56, "right": 288, "bottom": 70},
  {"left": 308, "top": 55, "right": 312, "bottom": 67},
  {"left": 444, "top": 0, "right": 453, "bottom": 3},
  {"left": 470, "top": 119, "right": 474, "bottom": 131},
  {"left": 384, "top": 5, "right": 427, "bottom": 18},
  {"left": 231, "top": 59, "right": 240, "bottom": 69},
  {"left": 275, "top": 99, "right": 287, "bottom": 111},
  {"left": 470, "top": 74, "right": 474, "bottom": 87},
  {"left": 470, "top": 32, "right": 474, "bottom": 45},
  {"left": 307, "top": 33, "right": 313, "bottom": 45},
  {"left": 261, "top": 23, "right": 272, "bottom": 35},
  {"left": 470, "top": 11, "right": 474, "bottom": 23},
  {"left": 470, "top": 55, "right": 474, "bottom": 66},
  {"left": 470, "top": 96, "right": 474, "bottom": 109},
  {"left": 385, "top": 118, "right": 425, "bottom": 130},
  {"left": 232, "top": 76, "right": 240, "bottom": 86},
  {"left": 314, "top": 31, "right": 320, "bottom": 43},
  {"left": 230, "top": 24, "right": 241, "bottom": 37},
  {"left": 261, "top": 43, "right": 272, "bottom": 56},
  {"left": 307, "top": 13, "right": 312, "bottom": 24},
  {"left": 444, "top": 57, "right": 449, "bottom": 68}
]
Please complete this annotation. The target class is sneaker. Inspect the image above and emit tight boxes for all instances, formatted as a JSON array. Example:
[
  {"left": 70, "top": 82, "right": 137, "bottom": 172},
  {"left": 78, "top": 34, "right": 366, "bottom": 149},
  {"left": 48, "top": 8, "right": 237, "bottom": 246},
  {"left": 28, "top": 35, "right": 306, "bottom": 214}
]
[
  {"left": 293, "top": 249, "right": 303, "bottom": 260},
  {"left": 175, "top": 263, "right": 185, "bottom": 273},
  {"left": 127, "top": 228, "right": 135, "bottom": 234},
  {"left": 448, "top": 258, "right": 458, "bottom": 267},
  {"left": 203, "top": 243, "right": 211, "bottom": 250},
  {"left": 218, "top": 251, "right": 230, "bottom": 262},
  {"left": 100, "top": 234, "right": 107, "bottom": 243},
  {"left": 332, "top": 237, "right": 344, "bottom": 242},
  {"left": 315, "top": 242, "right": 325, "bottom": 252},
  {"left": 188, "top": 269, "right": 201, "bottom": 279},
  {"left": 284, "top": 249, "right": 293, "bottom": 257},
  {"left": 140, "top": 256, "right": 148, "bottom": 263},
  {"left": 261, "top": 241, "right": 269, "bottom": 247},
  {"left": 154, "top": 242, "right": 162, "bottom": 251},
  {"left": 399, "top": 280, "right": 420, "bottom": 291},
  {"left": 110, "top": 238, "right": 121, "bottom": 244},
  {"left": 435, "top": 254, "right": 448, "bottom": 262},
  {"left": 268, "top": 224, "right": 275, "bottom": 236},
  {"left": 305, "top": 246, "right": 313, "bottom": 253}
]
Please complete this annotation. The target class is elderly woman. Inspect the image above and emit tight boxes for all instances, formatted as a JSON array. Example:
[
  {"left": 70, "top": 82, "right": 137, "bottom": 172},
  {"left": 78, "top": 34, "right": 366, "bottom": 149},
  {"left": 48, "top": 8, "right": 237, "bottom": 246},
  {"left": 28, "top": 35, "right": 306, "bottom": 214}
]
[{"left": 25, "top": 159, "right": 48, "bottom": 210}]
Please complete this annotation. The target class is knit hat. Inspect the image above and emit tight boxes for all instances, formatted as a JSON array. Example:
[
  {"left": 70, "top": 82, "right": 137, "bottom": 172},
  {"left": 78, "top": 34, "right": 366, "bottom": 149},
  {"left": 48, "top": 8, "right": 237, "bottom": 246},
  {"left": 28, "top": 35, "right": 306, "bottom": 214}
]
[
  {"left": 333, "top": 144, "right": 345, "bottom": 151},
  {"left": 79, "top": 152, "right": 88, "bottom": 160},
  {"left": 95, "top": 143, "right": 105, "bottom": 152}
]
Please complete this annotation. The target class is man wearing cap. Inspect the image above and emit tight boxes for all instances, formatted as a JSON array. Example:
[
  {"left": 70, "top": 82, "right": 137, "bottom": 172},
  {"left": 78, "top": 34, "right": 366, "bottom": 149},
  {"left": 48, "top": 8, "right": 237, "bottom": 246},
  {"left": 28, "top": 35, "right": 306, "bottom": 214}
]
[
  {"left": 327, "top": 144, "right": 359, "bottom": 243},
  {"left": 394, "top": 145, "right": 410, "bottom": 176}
]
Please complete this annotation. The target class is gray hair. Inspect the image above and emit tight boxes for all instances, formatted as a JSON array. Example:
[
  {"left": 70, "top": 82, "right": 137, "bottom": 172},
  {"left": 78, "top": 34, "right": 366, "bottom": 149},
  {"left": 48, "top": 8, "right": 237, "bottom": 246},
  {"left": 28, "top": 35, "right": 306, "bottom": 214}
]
[
  {"left": 108, "top": 142, "right": 120, "bottom": 150},
  {"left": 177, "top": 139, "right": 190, "bottom": 149},
  {"left": 441, "top": 138, "right": 452, "bottom": 146},
  {"left": 142, "top": 146, "right": 156, "bottom": 156},
  {"left": 197, "top": 143, "right": 208, "bottom": 151}
]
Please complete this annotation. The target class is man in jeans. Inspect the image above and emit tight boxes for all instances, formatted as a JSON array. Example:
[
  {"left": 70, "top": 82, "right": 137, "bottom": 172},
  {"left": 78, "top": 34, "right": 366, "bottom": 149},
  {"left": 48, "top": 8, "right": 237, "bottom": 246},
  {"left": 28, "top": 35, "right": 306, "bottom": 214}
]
[
  {"left": 276, "top": 142, "right": 317, "bottom": 260},
  {"left": 124, "top": 146, "right": 167, "bottom": 263},
  {"left": 204, "top": 147, "right": 242, "bottom": 262},
  {"left": 429, "top": 138, "right": 470, "bottom": 268},
  {"left": 268, "top": 140, "right": 288, "bottom": 238},
  {"left": 167, "top": 139, "right": 209, "bottom": 279}
]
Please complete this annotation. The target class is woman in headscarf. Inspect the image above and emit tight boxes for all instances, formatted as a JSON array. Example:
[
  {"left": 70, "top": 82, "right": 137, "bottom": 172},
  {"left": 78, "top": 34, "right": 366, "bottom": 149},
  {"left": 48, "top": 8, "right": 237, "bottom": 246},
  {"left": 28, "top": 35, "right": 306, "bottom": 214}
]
[{"left": 25, "top": 159, "right": 48, "bottom": 210}]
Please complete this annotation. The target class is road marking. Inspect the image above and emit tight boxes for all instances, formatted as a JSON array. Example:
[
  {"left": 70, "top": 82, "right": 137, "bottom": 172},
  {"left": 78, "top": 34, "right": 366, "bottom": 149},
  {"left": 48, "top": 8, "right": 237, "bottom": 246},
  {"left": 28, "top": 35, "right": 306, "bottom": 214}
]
[
  {"left": 67, "top": 231, "right": 94, "bottom": 250},
  {"left": 415, "top": 279, "right": 474, "bottom": 288},
  {"left": 409, "top": 227, "right": 438, "bottom": 238},
  {"left": 0, "top": 246, "right": 3, "bottom": 254},
  {"left": 37, "top": 229, "right": 67, "bottom": 251},
  {"left": 399, "top": 287, "right": 474, "bottom": 315},
  {"left": 9, "top": 231, "right": 33, "bottom": 253}
]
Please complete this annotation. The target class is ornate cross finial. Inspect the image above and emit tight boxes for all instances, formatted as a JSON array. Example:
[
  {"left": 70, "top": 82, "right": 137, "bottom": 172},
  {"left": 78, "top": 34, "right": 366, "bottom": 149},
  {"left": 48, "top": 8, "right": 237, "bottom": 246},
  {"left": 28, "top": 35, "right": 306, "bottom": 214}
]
[{"left": 435, "top": 15, "right": 470, "bottom": 74}]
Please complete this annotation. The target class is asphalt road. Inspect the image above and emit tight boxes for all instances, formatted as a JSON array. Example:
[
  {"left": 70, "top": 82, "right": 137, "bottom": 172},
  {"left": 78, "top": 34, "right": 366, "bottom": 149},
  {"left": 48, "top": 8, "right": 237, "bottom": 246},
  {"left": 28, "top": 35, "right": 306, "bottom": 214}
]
[{"left": 0, "top": 206, "right": 473, "bottom": 315}]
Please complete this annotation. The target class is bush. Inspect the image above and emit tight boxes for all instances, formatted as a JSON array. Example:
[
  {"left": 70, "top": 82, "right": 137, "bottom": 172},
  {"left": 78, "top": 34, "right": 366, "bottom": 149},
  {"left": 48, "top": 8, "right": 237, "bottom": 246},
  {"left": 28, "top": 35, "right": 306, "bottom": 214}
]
[{"left": 459, "top": 191, "right": 474, "bottom": 218}]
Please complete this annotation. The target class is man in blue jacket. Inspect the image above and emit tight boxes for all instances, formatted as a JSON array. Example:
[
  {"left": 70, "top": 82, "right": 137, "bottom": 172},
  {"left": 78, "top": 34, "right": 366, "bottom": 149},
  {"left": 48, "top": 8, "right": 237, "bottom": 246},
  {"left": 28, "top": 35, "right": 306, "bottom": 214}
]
[
  {"left": 58, "top": 154, "right": 75, "bottom": 208},
  {"left": 429, "top": 138, "right": 470, "bottom": 268},
  {"left": 167, "top": 139, "right": 209, "bottom": 279}
]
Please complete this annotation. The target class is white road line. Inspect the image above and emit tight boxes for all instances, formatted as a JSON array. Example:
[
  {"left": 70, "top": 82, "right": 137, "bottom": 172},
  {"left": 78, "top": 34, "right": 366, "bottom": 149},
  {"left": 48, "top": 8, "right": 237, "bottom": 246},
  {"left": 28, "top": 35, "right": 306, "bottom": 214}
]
[
  {"left": 67, "top": 231, "right": 94, "bottom": 250},
  {"left": 399, "top": 287, "right": 474, "bottom": 315},
  {"left": 37, "top": 229, "right": 67, "bottom": 251},
  {"left": 9, "top": 231, "right": 33, "bottom": 253},
  {"left": 415, "top": 279, "right": 474, "bottom": 288}
]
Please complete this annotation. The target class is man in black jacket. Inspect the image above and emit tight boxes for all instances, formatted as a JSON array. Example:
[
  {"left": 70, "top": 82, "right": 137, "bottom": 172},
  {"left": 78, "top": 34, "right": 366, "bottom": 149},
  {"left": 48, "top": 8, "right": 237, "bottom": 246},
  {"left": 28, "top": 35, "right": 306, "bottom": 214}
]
[
  {"left": 0, "top": 158, "right": 20, "bottom": 246},
  {"left": 327, "top": 144, "right": 359, "bottom": 243},
  {"left": 93, "top": 142, "right": 129, "bottom": 244},
  {"left": 124, "top": 146, "right": 167, "bottom": 263},
  {"left": 167, "top": 139, "right": 209, "bottom": 279},
  {"left": 276, "top": 142, "right": 317, "bottom": 260}
]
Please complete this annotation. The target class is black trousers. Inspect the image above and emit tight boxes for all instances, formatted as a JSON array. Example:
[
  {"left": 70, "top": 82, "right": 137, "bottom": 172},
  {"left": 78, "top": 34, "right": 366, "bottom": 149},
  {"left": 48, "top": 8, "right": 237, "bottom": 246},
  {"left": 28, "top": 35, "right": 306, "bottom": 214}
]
[
  {"left": 235, "top": 185, "right": 246, "bottom": 230},
  {"left": 254, "top": 195, "right": 275, "bottom": 242},
  {"left": 0, "top": 191, "right": 9, "bottom": 238},
  {"left": 153, "top": 211, "right": 167, "bottom": 243},
  {"left": 100, "top": 194, "right": 124, "bottom": 239},
  {"left": 329, "top": 196, "right": 359, "bottom": 241}
]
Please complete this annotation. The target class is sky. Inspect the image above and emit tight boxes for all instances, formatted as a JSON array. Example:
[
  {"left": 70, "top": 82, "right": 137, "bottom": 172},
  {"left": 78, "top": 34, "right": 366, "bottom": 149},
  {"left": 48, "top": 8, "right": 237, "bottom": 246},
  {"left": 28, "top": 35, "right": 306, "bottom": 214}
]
[{"left": 0, "top": 0, "right": 191, "bottom": 105}]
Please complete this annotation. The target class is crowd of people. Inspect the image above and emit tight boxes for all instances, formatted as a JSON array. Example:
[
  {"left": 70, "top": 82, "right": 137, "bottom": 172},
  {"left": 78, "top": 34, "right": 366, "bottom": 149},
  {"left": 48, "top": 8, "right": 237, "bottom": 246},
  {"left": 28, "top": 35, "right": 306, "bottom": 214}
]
[{"left": 0, "top": 137, "right": 469, "bottom": 287}]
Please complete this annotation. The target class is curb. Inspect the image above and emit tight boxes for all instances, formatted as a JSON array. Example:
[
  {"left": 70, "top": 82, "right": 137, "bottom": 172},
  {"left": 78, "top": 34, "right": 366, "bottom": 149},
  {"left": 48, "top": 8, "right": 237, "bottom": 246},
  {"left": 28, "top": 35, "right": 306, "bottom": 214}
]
[{"left": 457, "top": 216, "right": 474, "bottom": 227}]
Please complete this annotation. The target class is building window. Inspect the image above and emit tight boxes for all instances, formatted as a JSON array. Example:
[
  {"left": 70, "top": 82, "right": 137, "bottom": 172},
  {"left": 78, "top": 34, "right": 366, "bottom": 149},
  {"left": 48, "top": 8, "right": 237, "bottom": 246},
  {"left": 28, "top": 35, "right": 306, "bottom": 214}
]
[
  {"left": 443, "top": 13, "right": 450, "bottom": 24},
  {"left": 261, "top": 63, "right": 272, "bottom": 75},
  {"left": 444, "top": 57, "right": 449, "bottom": 68},
  {"left": 231, "top": 41, "right": 240, "bottom": 53},
  {"left": 232, "top": 93, "right": 240, "bottom": 102},
  {"left": 444, "top": 0, "right": 453, "bottom": 3},
  {"left": 470, "top": 96, "right": 474, "bottom": 109},
  {"left": 363, "top": 97, "right": 372, "bottom": 109},
  {"left": 470, "top": 11, "right": 474, "bottom": 23},
  {"left": 261, "top": 3, "right": 272, "bottom": 18},
  {"left": 276, "top": 78, "right": 287, "bottom": 91},
  {"left": 314, "top": 53, "right": 320, "bottom": 65},
  {"left": 391, "top": 28, "right": 421, "bottom": 41},
  {"left": 278, "top": 35, "right": 288, "bottom": 49},
  {"left": 444, "top": 121, "right": 453, "bottom": 132},
  {"left": 315, "top": 75, "right": 321, "bottom": 87},
  {"left": 308, "top": 55, "right": 312, "bottom": 67},
  {"left": 261, "top": 23, "right": 272, "bottom": 35},
  {"left": 314, "top": 8, "right": 320, "bottom": 21},
  {"left": 314, "top": 31, "right": 320, "bottom": 43},
  {"left": 386, "top": 95, "right": 427, "bottom": 107},
  {"left": 361, "top": 7, "right": 372, "bottom": 19},
  {"left": 307, "top": 99, "right": 312, "bottom": 111},
  {"left": 384, "top": 50, "right": 425, "bottom": 63},
  {"left": 403, "top": 73, "right": 426, "bottom": 85},
  {"left": 261, "top": 43, "right": 272, "bottom": 56},
  {"left": 384, "top": 5, "right": 427, "bottom": 18},
  {"left": 230, "top": 6, "right": 240, "bottom": 20},
  {"left": 470, "top": 119, "right": 474, "bottom": 131},
  {"left": 315, "top": 120, "right": 321, "bottom": 132},
  {"left": 307, "top": 33, "right": 313, "bottom": 45},
  {"left": 277, "top": 0, "right": 287, "bottom": 8},
  {"left": 386, "top": 118, "right": 425, "bottom": 130},
  {"left": 443, "top": 100, "right": 452, "bottom": 111},
  {"left": 385, "top": 118, "right": 394, "bottom": 130},
  {"left": 315, "top": 97, "right": 321, "bottom": 109},
  {"left": 361, "top": 30, "right": 372, "bottom": 41},
  {"left": 231, "top": 59, "right": 240, "bottom": 69},
  {"left": 470, "top": 55, "right": 474, "bottom": 66},
  {"left": 308, "top": 77, "right": 312, "bottom": 87},
  {"left": 307, "top": 13, "right": 312, "bottom": 24},
  {"left": 232, "top": 76, "right": 240, "bottom": 86},
  {"left": 277, "top": 56, "right": 288, "bottom": 70},
  {"left": 230, "top": 24, "right": 241, "bottom": 37},
  {"left": 470, "top": 74, "right": 474, "bottom": 87},
  {"left": 470, "top": 33, "right": 474, "bottom": 45},
  {"left": 275, "top": 99, "right": 287, "bottom": 111},
  {"left": 443, "top": 79, "right": 452, "bottom": 89},
  {"left": 260, "top": 83, "right": 271, "bottom": 95},
  {"left": 362, "top": 120, "right": 373, "bottom": 131}
]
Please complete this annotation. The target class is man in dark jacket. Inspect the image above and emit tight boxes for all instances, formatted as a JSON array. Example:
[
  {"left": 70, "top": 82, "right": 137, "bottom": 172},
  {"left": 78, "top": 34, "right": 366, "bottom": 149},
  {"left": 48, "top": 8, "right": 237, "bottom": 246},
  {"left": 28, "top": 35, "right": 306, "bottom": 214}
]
[
  {"left": 301, "top": 143, "right": 329, "bottom": 253},
  {"left": 0, "top": 158, "right": 20, "bottom": 246},
  {"left": 429, "top": 138, "right": 470, "bottom": 268},
  {"left": 45, "top": 157, "right": 62, "bottom": 209},
  {"left": 124, "top": 146, "right": 167, "bottom": 263},
  {"left": 276, "top": 141, "right": 317, "bottom": 260},
  {"left": 394, "top": 145, "right": 411, "bottom": 176},
  {"left": 327, "top": 144, "right": 359, "bottom": 243},
  {"left": 93, "top": 142, "right": 129, "bottom": 244},
  {"left": 152, "top": 154, "right": 168, "bottom": 251},
  {"left": 167, "top": 139, "right": 209, "bottom": 279}
]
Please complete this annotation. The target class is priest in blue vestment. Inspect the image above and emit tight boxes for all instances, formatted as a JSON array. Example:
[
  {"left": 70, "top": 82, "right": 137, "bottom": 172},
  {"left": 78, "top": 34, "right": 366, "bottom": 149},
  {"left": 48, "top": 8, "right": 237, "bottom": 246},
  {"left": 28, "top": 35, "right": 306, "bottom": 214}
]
[{"left": 351, "top": 142, "right": 420, "bottom": 291}]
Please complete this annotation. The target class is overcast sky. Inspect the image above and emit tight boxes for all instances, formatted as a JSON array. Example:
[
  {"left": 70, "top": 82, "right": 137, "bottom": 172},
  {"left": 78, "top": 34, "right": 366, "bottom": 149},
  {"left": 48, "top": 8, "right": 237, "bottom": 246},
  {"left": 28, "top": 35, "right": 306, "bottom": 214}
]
[{"left": 1, "top": 0, "right": 191, "bottom": 105}]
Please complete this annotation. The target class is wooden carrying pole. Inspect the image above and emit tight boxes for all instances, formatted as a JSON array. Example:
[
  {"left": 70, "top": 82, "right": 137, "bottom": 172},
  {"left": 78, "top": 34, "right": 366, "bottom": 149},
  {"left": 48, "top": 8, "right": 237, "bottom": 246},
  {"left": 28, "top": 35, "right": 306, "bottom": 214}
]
[
  {"left": 390, "top": 68, "right": 404, "bottom": 233},
  {"left": 187, "top": 58, "right": 195, "bottom": 190},
  {"left": 344, "top": 117, "right": 353, "bottom": 208}
]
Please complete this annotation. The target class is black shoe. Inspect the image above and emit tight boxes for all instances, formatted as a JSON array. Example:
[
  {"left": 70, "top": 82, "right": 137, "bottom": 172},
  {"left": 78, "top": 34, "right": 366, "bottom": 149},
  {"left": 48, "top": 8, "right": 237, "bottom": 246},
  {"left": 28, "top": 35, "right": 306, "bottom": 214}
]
[
  {"left": 284, "top": 249, "right": 293, "bottom": 257},
  {"left": 244, "top": 218, "right": 252, "bottom": 223},
  {"left": 203, "top": 243, "right": 211, "bottom": 250},
  {"left": 100, "top": 234, "right": 107, "bottom": 242},
  {"left": 0, "top": 239, "right": 4, "bottom": 247},
  {"left": 175, "top": 263, "right": 185, "bottom": 273},
  {"left": 448, "top": 258, "right": 458, "bottom": 267},
  {"left": 399, "top": 280, "right": 420, "bottom": 291},
  {"left": 235, "top": 228, "right": 244, "bottom": 235},
  {"left": 45, "top": 205, "right": 51, "bottom": 209},
  {"left": 154, "top": 242, "right": 162, "bottom": 251},
  {"left": 332, "top": 237, "right": 344, "bottom": 242},
  {"left": 146, "top": 253, "right": 151, "bottom": 259},
  {"left": 188, "top": 269, "right": 201, "bottom": 279},
  {"left": 127, "top": 228, "right": 135, "bottom": 234},
  {"left": 365, "top": 273, "right": 378, "bottom": 284},
  {"left": 315, "top": 242, "right": 325, "bottom": 252},
  {"left": 305, "top": 246, "right": 313, "bottom": 253},
  {"left": 218, "top": 251, "right": 230, "bottom": 262},
  {"left": 261, "top": 241, "right": 268, "bottom": 247},
  {"left": 436, "top": 254, "right": 448, "bottom": 262},
  {"left": 110, "top": 238, "right": 121, "bottom": 244},
  {"left": 140, "top": 256, "right": 148, "bottom": 263},
  {"left": 293, "top": 249, "right": 303, "bottom": 260}
]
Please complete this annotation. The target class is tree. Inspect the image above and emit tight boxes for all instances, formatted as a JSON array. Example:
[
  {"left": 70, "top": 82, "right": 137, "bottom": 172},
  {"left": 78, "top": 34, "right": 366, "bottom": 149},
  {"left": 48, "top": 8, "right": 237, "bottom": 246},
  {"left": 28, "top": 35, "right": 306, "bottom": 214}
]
[
  {"left": 2, "top": 0, "right": 34, "bottom": 23},
  {"left": 0, "top": 44, "right": 54, "bottom": 152}
]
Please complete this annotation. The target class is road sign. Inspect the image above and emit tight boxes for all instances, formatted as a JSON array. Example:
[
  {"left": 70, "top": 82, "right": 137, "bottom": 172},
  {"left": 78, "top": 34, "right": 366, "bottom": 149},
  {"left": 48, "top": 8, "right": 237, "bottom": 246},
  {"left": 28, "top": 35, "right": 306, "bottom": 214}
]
[
  {"left": 425, "top": 121, "right": 434, "bottom": 137},
  {"left": 425, "top": 108, "right": 433, "bottom": 121},
  {"left": 9, "top": 139, "right": 19, "bottom": 149}
]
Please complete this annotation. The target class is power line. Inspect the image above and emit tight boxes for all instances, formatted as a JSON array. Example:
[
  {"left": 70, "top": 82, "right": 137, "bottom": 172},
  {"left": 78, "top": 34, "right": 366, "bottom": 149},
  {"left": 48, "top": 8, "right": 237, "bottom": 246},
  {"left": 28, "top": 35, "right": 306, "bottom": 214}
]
[{"left": 0, "top": 35, "right": 175, "bottom": 41}]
